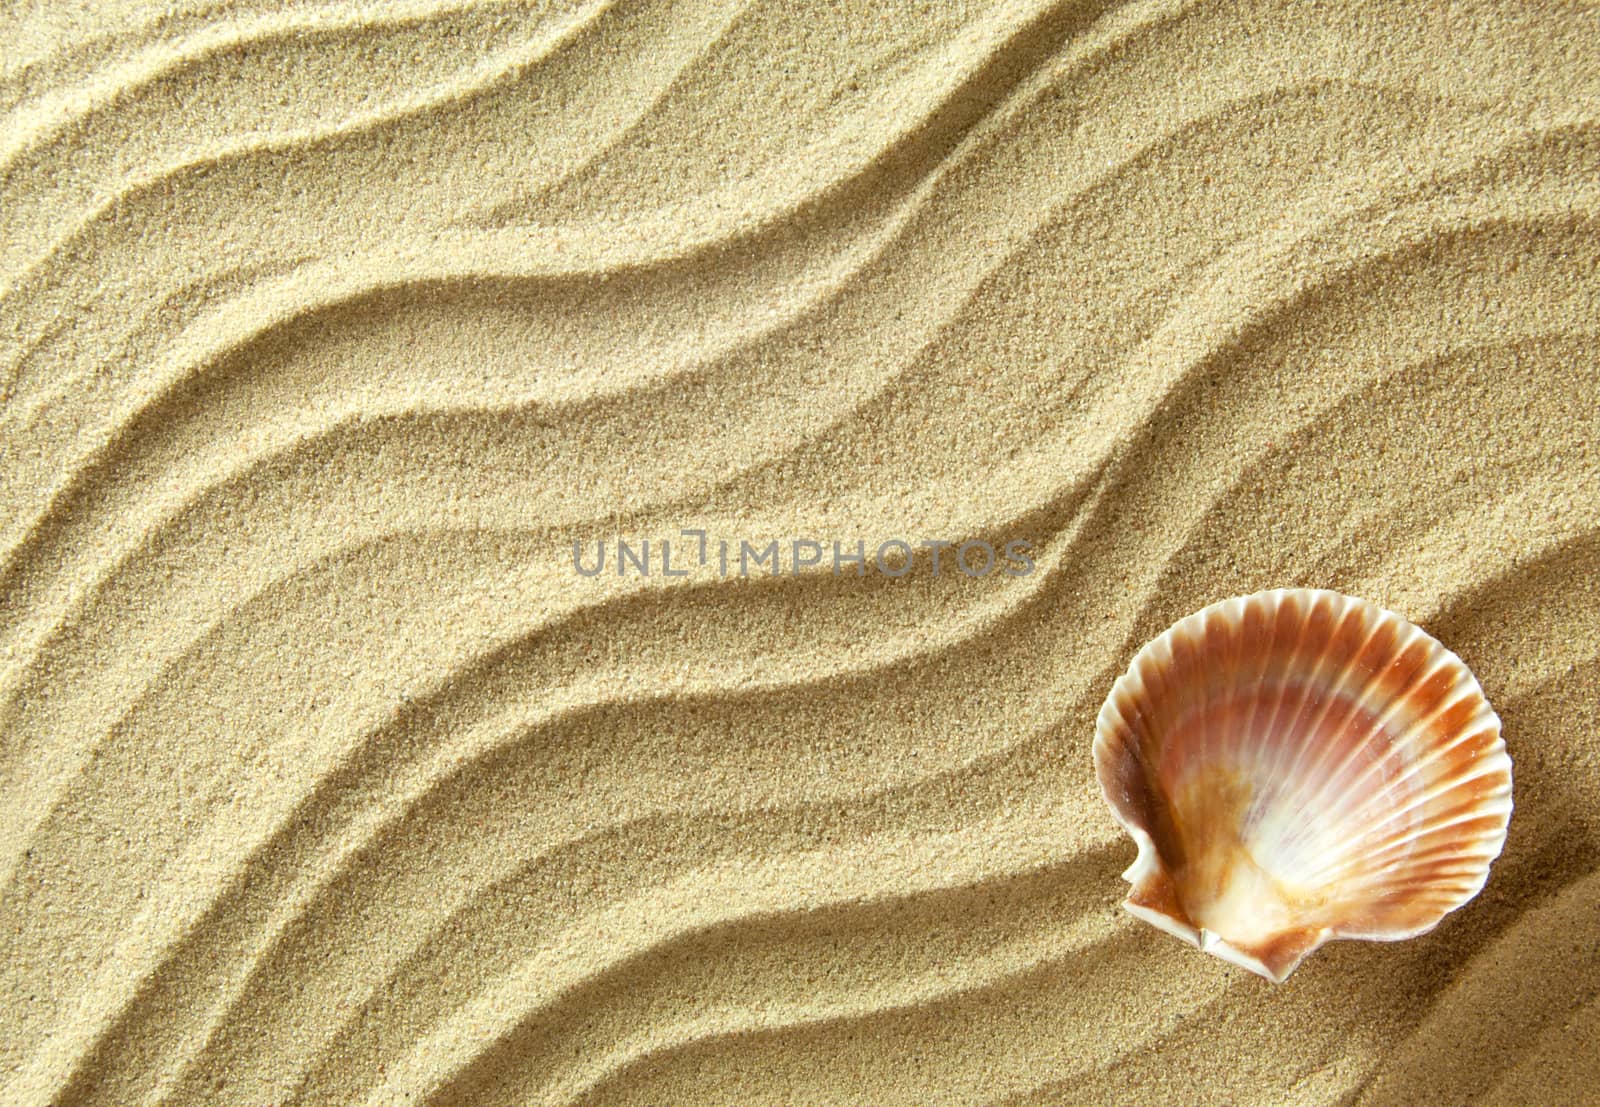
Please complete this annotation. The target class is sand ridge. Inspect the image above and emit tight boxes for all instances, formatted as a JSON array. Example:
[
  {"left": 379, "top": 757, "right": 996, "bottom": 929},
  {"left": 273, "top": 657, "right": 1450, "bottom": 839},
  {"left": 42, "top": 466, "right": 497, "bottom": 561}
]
[{"left": 2, "top": 0, "right": 1598, "bottom": 1103}]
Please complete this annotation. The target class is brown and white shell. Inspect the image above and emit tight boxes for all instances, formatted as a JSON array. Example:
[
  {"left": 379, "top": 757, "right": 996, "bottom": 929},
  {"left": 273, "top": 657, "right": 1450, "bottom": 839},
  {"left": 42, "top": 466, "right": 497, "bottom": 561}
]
[{"left": 1094, "top": 588, "right": 1512, "bottom": 982}]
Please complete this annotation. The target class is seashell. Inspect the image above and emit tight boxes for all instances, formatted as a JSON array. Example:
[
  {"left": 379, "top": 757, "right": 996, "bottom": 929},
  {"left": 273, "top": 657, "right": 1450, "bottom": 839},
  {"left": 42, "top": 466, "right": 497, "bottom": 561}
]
[{"left": 1094, "top": 588, "right": 1512, "bottom": 982}]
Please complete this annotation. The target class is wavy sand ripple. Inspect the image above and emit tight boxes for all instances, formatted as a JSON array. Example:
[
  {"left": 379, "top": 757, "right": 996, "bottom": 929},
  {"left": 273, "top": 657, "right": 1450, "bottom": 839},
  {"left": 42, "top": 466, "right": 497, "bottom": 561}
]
[{"left": 3, "top": 1, "right": 1598, "bottom": 1103}]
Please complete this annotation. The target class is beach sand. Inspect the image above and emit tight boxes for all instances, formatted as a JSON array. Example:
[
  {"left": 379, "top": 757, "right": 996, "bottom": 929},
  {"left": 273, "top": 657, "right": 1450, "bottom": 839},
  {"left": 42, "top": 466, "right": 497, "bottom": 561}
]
[{"left": 2, "top": 1, "right": 1598, "bottom": 1103}]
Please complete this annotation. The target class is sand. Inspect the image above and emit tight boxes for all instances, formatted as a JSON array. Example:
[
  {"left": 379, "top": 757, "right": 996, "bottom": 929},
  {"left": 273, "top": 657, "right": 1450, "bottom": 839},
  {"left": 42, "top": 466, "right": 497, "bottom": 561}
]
[{"left": 2, "top": 0, "right": 1598, "bottom": 1103}]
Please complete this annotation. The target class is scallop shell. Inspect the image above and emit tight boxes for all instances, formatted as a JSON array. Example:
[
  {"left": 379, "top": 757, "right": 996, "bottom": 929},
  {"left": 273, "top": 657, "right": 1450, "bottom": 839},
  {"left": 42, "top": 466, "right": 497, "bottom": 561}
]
[{"left": 1094, "top": 588, "right": 1512, "bottom": 982}]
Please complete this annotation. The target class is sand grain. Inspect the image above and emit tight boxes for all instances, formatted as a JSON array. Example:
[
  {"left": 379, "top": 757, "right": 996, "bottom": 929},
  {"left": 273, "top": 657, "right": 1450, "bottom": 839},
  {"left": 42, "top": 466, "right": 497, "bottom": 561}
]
[{"left": 2, "top": 1, "right": 1598, "bottom": 1104}]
